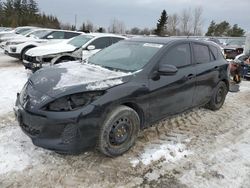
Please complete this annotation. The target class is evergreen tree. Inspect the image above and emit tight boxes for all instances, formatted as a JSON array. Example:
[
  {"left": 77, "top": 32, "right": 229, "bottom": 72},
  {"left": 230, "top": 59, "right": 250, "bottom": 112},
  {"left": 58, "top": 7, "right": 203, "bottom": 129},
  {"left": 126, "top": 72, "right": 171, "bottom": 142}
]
[
  {"left": 0, "top": 0, "right": 60, "bottom": 28},
  {"left": 0, "top": 0, "right": 3, "bottom": 26},
  {"left": 155, "top": 10, "right": 168, "bottom": 36},
  {"left": 214, "top": 21, "right": 230, "bottom": 36},
  {"left": 205, "top": 20, "right": 216, "bottom": 36},
  {"left": 28, "top": 0, "right": 38, "bottom": 14},
  {"left": 205, "top": 21, "right": 245, "bottom": 37},
  {"left": 228, "top": 24, "right": 245, "bottom": 37}
]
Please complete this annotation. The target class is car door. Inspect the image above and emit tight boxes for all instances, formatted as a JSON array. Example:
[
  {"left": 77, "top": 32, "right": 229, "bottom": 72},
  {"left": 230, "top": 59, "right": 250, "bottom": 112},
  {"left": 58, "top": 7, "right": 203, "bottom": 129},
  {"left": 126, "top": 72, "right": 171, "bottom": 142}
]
[
  {"left": 148, "top": 42, "right": 196, "bottom": 123},
  {"left": 192, "top": 42, "right": 221, "bottom": 106}
]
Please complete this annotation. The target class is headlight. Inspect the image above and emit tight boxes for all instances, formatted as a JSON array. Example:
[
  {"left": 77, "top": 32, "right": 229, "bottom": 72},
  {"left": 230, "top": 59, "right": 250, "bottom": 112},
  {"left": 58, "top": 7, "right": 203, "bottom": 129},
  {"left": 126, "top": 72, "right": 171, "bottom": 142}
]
[
  {"left": 43, "top": 91, "right": 105, "bottom": 111},
  {"left": 36, "top": 56, "right": 42, "bottom": 62}
]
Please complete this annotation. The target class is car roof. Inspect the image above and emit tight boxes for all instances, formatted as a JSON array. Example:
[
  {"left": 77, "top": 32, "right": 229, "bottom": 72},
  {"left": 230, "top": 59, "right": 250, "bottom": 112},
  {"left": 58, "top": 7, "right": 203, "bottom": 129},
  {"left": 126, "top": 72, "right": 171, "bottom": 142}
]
[
  {"left": 127, "top": 36, "right": 216, "bottom": 46},
  {"left": 86, "top": 32, "right": 126, "bottom": 38}
]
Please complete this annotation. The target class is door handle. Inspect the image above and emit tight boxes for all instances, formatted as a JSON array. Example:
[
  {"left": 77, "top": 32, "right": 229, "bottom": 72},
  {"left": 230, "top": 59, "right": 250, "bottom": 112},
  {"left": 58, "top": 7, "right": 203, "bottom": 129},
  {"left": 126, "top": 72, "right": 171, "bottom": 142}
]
[
  {"left": 187, "top": 74, "right": 195, "bottom": 79},
  {"left": 214, "top": 66, "right": 219, "bottom": 70}
]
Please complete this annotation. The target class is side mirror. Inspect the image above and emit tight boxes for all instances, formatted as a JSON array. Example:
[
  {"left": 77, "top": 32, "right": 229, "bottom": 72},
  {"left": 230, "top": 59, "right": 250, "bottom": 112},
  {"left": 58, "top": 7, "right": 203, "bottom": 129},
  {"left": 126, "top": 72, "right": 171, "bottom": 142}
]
[
  {"left": 87, "top": 45, "right": 95, "bottom": 51},
  {"left": 158, "top": 64, "right": 178, "bottom": 75},
  {"left": 47, "top": 35, "right": 54, "bottom": 39}
]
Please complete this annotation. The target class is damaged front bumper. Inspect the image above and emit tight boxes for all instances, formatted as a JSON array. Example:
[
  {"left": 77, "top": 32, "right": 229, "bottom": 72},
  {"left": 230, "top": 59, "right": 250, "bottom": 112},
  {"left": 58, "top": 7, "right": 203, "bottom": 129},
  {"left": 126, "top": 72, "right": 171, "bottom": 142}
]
[{"left": 14, "top": 94, "right": 102, "bottom": 154}]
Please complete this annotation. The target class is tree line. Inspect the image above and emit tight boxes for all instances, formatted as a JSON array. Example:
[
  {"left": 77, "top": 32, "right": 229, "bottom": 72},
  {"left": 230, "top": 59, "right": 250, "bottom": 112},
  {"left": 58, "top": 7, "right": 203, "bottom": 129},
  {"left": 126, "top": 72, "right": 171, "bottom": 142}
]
[
  {"left": 154, "top": 8, "right": 245, "bottom": 37},
  {"left": 205, "top": 21, "right": 245, "bottom": 37},
  {"left": 0, "top": 0, "right": 60, "bottom": 28},
  {"left": 0, "top": 0, "right": 246, "bottom": 37}
]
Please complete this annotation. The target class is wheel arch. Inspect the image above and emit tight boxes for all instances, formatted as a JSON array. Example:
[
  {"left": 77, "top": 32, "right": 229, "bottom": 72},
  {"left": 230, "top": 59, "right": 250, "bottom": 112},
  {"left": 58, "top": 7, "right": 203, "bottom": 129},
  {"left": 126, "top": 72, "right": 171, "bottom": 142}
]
[
  {"left": 21, "top": 45, "right": 36, "bottom": 59},
  {"left": 53, "top": 55, "right": 76, "bottom": 64},
  {"left": 221, "top": 79, "right": 229, "bottom": 91},
  {"left": 121, "top": 102, "right": 145, "bottom": 129}
]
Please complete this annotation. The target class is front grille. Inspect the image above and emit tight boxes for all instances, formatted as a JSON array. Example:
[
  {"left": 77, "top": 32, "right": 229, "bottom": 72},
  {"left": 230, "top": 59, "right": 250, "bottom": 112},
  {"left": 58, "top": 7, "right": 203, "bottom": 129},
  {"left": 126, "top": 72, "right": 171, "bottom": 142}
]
[
  {"left": 24, "top": 54, "right": 38, "bottom": 63},
  {"left": 21, "top": 122, "right": 41, "bottom": 136}
]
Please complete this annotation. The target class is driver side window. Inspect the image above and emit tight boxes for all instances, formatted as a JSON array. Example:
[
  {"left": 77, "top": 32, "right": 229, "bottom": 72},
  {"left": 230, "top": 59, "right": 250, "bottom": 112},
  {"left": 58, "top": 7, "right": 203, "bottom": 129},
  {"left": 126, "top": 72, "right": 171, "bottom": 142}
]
[{"left": 161, "top": 43, "right": 191, "bottom": 68}]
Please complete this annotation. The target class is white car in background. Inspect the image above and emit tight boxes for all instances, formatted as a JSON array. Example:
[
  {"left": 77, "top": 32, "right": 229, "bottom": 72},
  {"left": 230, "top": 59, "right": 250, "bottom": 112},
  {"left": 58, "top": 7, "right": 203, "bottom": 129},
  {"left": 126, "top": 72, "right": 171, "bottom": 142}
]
[
  {"left": 0, "top": 26, "right": 37, "bottom": 42},
  {"left": 0, "top": 27, "right": 12, "bottom": 33},
  {"left": 23, "top": 33, "right": 126, "bottom": 71},
  {"left": 4, "top": 29, "right": 82, "bottom": 60}
]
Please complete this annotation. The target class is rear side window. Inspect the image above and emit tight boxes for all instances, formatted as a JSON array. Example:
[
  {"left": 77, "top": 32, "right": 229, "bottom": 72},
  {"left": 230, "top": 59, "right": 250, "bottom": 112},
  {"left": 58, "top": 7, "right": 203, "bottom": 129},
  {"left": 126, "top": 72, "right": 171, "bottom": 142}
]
[
  {"left": 161, "top": 43, "right": 191, "bottom": 67},
  {"left": 111, "top": 37, "right": 124, "bottom": 44},
  {"left": 47, "top": 31, "right": 65, "bottom": 39},
  {"left": 65, "top": 32, "right": 80, "bottom": 39},
  {"left": 90, "top": 37, "right": 111, "bottom": 49},
  {"left": 210, "top": 46, "right": 219, "bottom": 60},
  {"left": 193, "top": 44, "right": 211, "bottom": 64}
]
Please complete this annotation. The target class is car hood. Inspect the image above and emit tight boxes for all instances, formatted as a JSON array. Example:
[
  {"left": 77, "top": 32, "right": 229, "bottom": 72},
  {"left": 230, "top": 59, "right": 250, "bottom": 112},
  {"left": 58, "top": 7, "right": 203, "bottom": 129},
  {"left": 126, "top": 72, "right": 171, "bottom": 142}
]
[
  {"left": 8, "top": 37, "right": 47, "bottom": 43},
  {"left": 1, "top": 34, "right": 25, "bottom": 41},
  {"left": 25, "top": 42, "right": 76, "bottom": 57},
  {"left": 29, "top": 61, "right": 132, "bottom": 98}
]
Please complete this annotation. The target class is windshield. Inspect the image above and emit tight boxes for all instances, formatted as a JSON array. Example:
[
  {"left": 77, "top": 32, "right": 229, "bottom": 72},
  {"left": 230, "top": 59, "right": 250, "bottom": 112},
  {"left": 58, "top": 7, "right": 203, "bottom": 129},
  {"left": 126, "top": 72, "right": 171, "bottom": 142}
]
[
  {"left": 226, "top": 39, "right": 245, "bottom": 46},
  {"left": 68, "top": 35, "right": 94, "bottom": 48},
  {"left": 15, "top": 28, "right": 32, "bottom": 35},
  {"left": 88, "top": 41, "right": 163, "bottom": 72}
]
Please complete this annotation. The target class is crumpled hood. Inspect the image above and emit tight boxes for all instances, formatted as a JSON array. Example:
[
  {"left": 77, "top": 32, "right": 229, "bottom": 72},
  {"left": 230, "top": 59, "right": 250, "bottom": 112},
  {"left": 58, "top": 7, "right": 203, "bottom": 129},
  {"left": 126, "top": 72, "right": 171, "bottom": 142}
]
[
  {"left": 29, "top": 61, "right": 132, "bottom": 98},
  {"left": 26, "top": 42, "right": 76, "bottom": 57}
]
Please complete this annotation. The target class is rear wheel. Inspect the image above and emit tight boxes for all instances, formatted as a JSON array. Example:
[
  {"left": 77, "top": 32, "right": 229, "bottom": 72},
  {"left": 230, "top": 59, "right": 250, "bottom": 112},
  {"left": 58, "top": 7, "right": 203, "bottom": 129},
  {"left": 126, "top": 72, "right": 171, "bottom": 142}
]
[
  {"left": 97, "top": 106, "right": 140, "bottom": 157},
  {"left": 206, "top": 81, "right": 228, "bottom": 111}
]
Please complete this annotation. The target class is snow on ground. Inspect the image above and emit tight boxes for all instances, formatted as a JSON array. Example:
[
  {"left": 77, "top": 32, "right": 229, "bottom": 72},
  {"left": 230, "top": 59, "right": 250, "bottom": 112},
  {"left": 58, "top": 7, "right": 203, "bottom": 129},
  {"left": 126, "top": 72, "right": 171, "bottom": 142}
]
[
  {"left": 0, "top": 66, "right": 28, "bottom": 115},
  {"left": 130, "top": 142, "right": 191, "bottom": 167},
  {"left": 0, "top": 125, "right": 52, "bottom": 174}
]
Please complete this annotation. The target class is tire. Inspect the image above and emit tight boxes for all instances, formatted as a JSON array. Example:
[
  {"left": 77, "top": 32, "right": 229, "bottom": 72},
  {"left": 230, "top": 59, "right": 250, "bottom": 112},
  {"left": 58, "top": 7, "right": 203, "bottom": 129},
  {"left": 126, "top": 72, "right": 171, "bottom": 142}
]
[
  {"left": 97, "top": 105, "right": 140, "bottom": 157},
  {"left": 206, "top": 81, "right": 228, "bottom": 111},
  {"left": 21, "top": 47, "right": 33, "bottom": 61}
]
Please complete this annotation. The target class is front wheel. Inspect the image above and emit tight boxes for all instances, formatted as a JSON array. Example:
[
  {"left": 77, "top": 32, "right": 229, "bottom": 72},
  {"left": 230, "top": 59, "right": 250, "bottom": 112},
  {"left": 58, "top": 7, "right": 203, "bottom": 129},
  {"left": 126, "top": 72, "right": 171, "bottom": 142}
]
[
  {"left": 205, "top": 81, "right": 228, "bottom": 111},
  {"left": 97, "top": 106, "right": 140, "bottom": 157},
  {"left": 20, "top": 47, "right": 33, "bottom": 61}
]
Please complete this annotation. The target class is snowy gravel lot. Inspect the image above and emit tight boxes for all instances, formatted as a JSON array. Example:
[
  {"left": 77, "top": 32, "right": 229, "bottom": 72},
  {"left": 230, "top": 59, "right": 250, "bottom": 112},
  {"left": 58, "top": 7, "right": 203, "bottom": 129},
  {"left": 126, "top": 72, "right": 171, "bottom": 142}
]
[{"left": 0, "top": 51, "right": 250, "bottom": 187}]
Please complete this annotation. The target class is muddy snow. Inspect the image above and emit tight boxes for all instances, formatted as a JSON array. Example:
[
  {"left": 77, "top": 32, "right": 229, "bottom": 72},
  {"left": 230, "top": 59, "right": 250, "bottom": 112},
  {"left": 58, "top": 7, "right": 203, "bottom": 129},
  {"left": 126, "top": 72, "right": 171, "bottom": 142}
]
[{"left": 0, "top": 51, "right": 250, "bottom": 188}]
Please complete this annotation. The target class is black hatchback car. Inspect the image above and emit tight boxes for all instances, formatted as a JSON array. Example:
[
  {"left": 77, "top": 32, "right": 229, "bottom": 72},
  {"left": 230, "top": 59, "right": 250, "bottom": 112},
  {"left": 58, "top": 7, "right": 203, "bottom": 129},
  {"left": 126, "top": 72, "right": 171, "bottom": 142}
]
[{"left": 14, "top": 37, "right": 229, "bottom": 156}]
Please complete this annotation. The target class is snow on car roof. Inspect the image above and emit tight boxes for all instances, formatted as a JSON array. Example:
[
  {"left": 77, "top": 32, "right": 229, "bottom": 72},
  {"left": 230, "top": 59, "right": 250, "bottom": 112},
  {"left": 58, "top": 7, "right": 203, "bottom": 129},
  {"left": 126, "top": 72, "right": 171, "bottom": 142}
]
[{"left": 86, "top": 32, "right": 126, "bottom": 38}]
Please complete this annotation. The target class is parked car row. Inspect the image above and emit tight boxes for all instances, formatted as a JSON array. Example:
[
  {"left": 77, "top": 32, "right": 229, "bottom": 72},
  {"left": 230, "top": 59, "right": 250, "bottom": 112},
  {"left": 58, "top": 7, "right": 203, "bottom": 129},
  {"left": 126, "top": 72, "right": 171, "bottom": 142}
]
[
  {"left": 23, "top": 33, "right": 126, "bottom": 71},
  {"left": 1, "top": 26, "right": 126, "bottom": 72}
]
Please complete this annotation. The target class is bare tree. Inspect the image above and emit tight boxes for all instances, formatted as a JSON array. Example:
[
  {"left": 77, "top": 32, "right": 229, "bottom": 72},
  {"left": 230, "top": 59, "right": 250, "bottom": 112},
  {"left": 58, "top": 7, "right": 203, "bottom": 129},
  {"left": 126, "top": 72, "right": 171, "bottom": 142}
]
[
  {"left": 108, "top": 18, "right": 126, "bottom": 34},
  {"left": 85, "top": 20, "right": 94, "bottom": 32},
  {"left": 193, "top": 6, "right": 203, "bottom": 36},
  {"left": 180, "top": 8, "right": 192, "bottom": 35},
  {"left": 60, "top": 23, "right": 73, "bottom": 30},
  {"left": 168, "top": 13, "right": 179, "bottom": 36}
]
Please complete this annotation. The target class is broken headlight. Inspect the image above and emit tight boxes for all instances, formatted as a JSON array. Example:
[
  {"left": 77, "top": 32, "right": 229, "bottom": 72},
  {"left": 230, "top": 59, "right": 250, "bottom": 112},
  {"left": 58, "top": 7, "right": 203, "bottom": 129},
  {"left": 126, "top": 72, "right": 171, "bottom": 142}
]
[{"left": 43, "top": 91, "right": 105, "bottom": 111}]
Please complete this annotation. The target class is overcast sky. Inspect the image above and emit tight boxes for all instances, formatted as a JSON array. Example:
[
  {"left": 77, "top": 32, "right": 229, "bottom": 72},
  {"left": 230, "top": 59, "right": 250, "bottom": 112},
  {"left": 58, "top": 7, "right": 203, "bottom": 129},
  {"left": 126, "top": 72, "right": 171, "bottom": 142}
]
[{"left": 36, "top": 0, "right": 250, "bottom": 33}]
